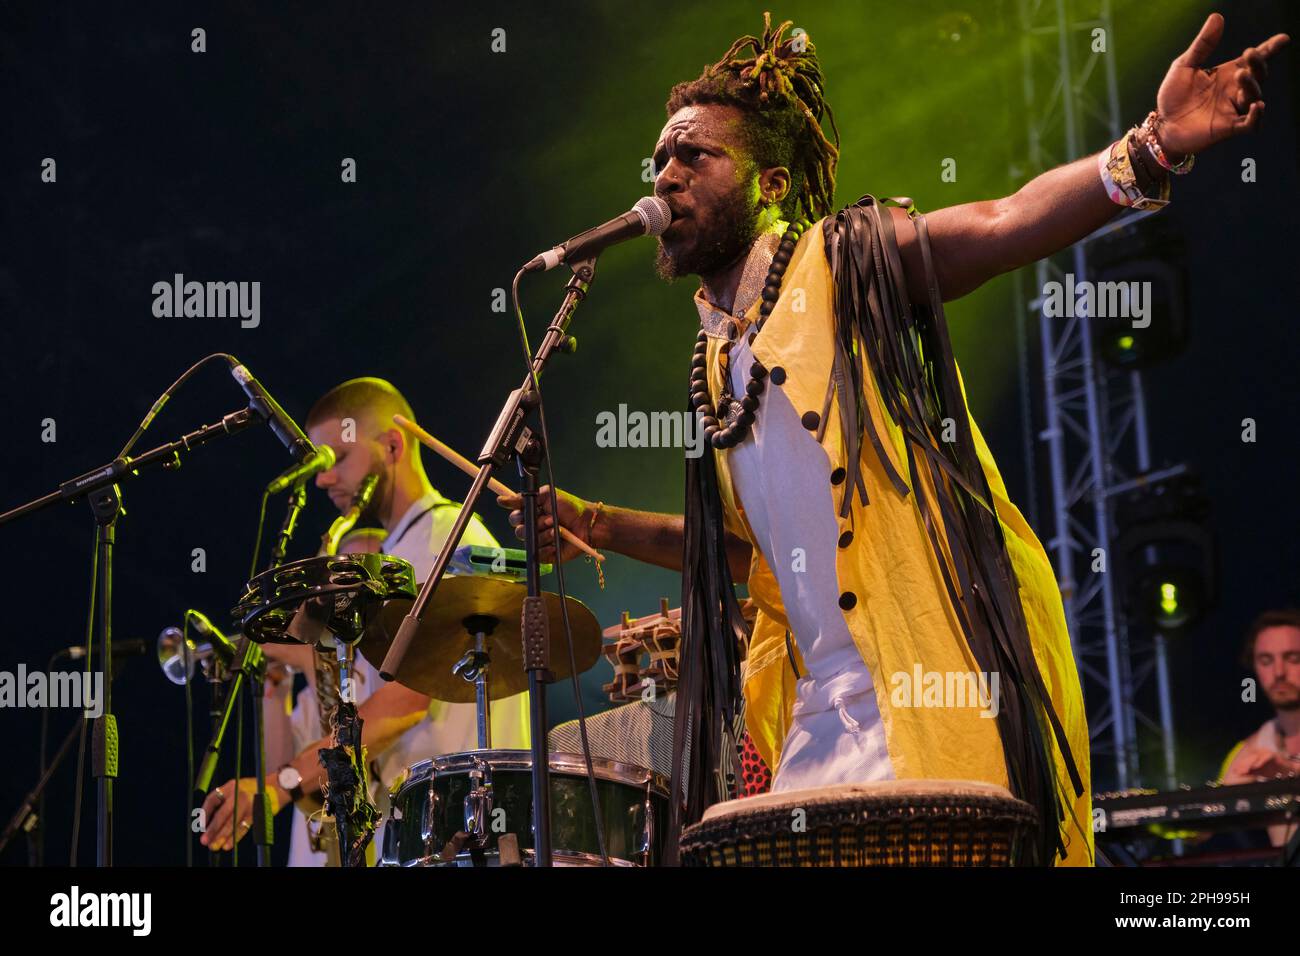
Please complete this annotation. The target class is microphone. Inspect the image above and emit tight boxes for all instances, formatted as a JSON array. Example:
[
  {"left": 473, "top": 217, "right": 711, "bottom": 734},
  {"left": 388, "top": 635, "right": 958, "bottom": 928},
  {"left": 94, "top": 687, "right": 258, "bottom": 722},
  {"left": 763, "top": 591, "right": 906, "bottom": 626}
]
[
  {"left": 352, "top": 472, "right": 379, "bottom": 514},
  {"left": 185, "top": 610, "right": 239, "bottom": 664},
  {"left": 157, "top": 613, "right": 239, "bottom": 686},
  {"left": 60, "top": 639, "right": 148, "bottom": 661},
  {"left": 229, "top": 361, "right": 317, "bottom": 461},
  {"left": 523, "top": 196, "right": 672, "bottom": 273},
  {"left": 266, "top": 444, "right": 336, "bottom": 494},
  {"left": 322, "top": 474, "right": 379, "bottom": 555}
]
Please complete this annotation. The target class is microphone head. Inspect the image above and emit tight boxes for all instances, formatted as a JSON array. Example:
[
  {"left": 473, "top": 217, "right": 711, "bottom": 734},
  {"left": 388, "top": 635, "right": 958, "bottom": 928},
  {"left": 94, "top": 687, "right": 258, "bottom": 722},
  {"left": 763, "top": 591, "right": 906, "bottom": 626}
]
[
  {"left": 317, "top": 443, "right": 337, "bottom": 470},
  {"left": 633, "top": 196, "right": 672, "bottom": 237},
  {"left": 354, "top": 473, "right": 380, "bottom": 511}
]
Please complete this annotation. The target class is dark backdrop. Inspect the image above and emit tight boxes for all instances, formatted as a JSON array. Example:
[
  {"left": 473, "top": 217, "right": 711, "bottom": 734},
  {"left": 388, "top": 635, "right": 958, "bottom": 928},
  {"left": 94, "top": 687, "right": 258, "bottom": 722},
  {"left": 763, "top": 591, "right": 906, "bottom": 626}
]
[{"left": 1, "top": 0, "right": 1295, "bottom": 865}]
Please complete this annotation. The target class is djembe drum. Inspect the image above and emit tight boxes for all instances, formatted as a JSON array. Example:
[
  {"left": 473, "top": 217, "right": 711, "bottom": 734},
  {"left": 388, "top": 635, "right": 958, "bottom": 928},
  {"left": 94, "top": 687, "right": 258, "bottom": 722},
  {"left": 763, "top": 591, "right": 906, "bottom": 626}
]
[{"left": 678, "top": 780, "right": 1038, "bottom": 867}]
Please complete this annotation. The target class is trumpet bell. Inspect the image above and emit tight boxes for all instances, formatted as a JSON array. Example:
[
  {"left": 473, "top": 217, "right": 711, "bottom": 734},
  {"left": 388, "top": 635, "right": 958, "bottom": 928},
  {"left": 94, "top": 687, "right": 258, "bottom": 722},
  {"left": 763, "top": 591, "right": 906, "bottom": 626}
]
[{"left": 158, "top": 626, "right": 209, "bottom": 685}]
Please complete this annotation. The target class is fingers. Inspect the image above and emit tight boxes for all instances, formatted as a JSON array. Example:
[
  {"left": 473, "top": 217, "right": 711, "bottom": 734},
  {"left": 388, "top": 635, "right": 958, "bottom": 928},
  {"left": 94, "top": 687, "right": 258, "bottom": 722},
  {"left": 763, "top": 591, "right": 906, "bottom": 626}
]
[
  {"left": 1233, "top": 99, "right": 1264, "bottom": 132},
  {"left": 508, "top": 508, "right": 562, "bottom": 555},
  {"left": 1256, "top": 33, "right": 1290, "bottom": 60},
  {"left": 498, "top": 486, "right": 561, "bottom": 509},
  {"left": 199, "top": 779, "right": 255, "bottom": 851},
  {"left": 1234, "top": 67, "right": 1263, "bottom": 112},
  {"left": 202, "top": 794, "right": 234, "bottom": 849},
  {"left": 1178, "top": 12, "right": 1224, "bottom": 67},
  {"left": 1242, "top": 48, "right": 1267, "bottom": 80}
]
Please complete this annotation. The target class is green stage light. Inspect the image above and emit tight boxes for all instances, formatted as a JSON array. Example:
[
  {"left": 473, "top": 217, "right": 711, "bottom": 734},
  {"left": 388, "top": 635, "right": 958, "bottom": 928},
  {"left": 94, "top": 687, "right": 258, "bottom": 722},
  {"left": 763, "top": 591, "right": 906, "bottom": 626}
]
[{"left": 1159, "top": 582, "right": 1179, "bottom": 618}]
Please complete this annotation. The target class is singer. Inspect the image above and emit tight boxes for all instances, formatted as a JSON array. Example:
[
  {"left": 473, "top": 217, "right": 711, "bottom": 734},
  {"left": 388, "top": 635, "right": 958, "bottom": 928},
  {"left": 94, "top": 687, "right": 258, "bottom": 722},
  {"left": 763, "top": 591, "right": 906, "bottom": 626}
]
[{"left": 501, "top": 12, "right": 1289, "bottom": 865}]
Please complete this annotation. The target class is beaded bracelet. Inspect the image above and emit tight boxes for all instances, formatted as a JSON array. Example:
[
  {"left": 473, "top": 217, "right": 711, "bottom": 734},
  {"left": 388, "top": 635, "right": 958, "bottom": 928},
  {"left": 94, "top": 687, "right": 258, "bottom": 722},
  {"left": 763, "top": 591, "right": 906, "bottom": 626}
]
[{"left": 1140, "top": 111, "right": 1195, "bottom": 175}]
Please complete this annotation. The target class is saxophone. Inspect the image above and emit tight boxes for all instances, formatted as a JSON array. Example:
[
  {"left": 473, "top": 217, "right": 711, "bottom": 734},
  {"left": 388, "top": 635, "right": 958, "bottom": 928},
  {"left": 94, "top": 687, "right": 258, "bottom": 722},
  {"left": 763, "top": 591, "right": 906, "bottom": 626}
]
[{"left": 309, "top": 474, "right": 381, "bottom": 864}]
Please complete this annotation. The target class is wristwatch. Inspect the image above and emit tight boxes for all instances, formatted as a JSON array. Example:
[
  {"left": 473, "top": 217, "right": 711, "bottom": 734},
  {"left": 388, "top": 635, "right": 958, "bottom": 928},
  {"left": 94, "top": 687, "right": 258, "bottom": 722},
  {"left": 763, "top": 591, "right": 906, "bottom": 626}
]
[{"left": 277, "top": 765, "right": 304, "bottom": 803}]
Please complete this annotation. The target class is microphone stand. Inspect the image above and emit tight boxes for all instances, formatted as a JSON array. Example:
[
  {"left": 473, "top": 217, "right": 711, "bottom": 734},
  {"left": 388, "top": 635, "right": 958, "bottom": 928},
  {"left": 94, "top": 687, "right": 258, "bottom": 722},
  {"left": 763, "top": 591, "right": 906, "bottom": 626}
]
[
  {"left": 192, "top": 638, "right": 267, "bottom": 846},
  {"left": 269, "top": 482, "right": 307, "bottom": 567},
  {"left": 251, "top": 482, "right": 308, "bottom": 865},
  {"left": 0, "top": 649, "right": 135, "bottom": 859},
  {"left": 194, "top": 481, "right": 308, "bottom": 867},
  {"left": 380, "top": 256, "right": 597, "bottom": 867},
  {"left": 0, "top": 405, "right": 264, "bottom": 867}
]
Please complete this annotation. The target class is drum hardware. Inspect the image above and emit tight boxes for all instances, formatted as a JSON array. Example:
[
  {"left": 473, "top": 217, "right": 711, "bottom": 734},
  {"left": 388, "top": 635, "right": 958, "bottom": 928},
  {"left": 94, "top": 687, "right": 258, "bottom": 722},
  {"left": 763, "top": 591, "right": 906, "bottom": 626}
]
[
  {"left": 422, "top": 774, "right": 440, "bottom": 856},
  {"left": 638, "top": 779, "right": 657, "bottom": 866},
  {"left": 463, "top": 756, "right": 494, "bottom": 849},
  {"left": 451, "top": 615, "right": 500, "bottom": 749}
]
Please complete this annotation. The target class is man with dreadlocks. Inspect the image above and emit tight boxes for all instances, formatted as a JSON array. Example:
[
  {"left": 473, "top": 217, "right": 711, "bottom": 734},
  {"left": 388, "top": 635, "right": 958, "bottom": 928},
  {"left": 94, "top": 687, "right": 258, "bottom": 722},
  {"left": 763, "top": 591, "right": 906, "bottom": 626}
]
[{"left": 500, "top": 12, "right": 1288, "bottom": 866}]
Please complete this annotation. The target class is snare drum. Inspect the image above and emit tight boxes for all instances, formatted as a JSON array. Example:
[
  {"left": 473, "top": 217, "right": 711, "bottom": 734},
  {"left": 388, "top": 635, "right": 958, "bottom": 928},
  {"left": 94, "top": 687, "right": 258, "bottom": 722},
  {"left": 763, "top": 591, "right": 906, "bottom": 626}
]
[{"left": 381, "top": 750, "right": 670, "bottom": 867}]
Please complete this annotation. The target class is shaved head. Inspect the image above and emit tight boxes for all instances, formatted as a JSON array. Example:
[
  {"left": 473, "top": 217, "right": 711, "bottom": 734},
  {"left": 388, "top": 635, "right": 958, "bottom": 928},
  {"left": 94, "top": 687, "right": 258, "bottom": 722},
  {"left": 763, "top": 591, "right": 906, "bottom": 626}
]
[{"left": 306, "top": 376, "right": 414, "bottom": 437}]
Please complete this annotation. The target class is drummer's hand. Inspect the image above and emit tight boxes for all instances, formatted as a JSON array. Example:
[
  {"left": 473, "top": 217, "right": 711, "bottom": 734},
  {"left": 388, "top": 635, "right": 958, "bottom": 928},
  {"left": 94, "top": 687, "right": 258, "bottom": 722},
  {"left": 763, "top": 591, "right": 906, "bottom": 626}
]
[
  {"left": 496, "top": 484, "right": 593, "bottom": 563},
  {"left": 199, "top": 776, "right": 286, "bottom": 851}
]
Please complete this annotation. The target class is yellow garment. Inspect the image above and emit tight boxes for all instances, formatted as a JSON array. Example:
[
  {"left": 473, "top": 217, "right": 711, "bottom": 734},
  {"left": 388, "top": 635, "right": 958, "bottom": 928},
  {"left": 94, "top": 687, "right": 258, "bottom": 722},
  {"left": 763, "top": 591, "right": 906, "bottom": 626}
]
[
  {"left": 1218, "top": 742, "right": 1245, "bottom": 783},
  {"left": 706, "top": 222, "right": 1093, "bottom": 866}
]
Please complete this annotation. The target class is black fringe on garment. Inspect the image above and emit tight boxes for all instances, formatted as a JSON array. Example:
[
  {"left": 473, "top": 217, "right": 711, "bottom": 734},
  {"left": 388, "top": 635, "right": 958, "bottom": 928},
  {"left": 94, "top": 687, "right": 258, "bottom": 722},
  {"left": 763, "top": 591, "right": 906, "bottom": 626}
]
[
  {"left": 666, "top": 432, "right": 749, "bottom": 865},
  {"left": 669, "top": 195, "right": 1083, "bottom": 866},
  {"left": 823, "top": 195, "right": 1083, "bottom": 865}
]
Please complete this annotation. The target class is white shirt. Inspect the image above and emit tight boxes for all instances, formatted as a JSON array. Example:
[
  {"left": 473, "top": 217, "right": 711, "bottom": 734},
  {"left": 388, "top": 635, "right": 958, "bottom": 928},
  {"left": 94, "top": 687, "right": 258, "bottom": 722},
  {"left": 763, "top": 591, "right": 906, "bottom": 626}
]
[
  {"left": 713, "top": 238, "right": 895, "bottom": 792},
  {"left": 285, "top": 491, "right": 530, "bottom": 866}
]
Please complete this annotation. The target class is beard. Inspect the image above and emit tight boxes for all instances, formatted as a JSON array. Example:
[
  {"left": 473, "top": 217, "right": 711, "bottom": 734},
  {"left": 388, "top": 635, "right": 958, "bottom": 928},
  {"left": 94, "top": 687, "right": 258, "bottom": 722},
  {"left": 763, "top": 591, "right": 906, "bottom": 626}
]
[
  {"left": 359, "top": 466, "right": 391, "bottom": 527},
  {"left": 655, "top": 182, "right": 762, "bottom": 281},
  {"left": 1268, "top": 682, "right": 1300, "bottom": 711}
]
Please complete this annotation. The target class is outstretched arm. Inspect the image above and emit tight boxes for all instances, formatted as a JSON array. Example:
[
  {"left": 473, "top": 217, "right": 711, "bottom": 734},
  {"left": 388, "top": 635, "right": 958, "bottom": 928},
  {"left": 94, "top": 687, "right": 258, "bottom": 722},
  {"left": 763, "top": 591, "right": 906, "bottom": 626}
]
[
  {"left": 892, "top": 13, "right": 1288, "bottom": 303},
  {"left": 496, "top": 486, "right": 754, "bottom": 584}
]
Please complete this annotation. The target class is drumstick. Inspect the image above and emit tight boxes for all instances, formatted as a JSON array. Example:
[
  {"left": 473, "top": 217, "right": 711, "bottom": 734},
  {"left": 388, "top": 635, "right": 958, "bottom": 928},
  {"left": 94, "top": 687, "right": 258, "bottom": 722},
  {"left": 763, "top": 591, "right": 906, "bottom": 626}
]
[{"left": 392, "top": 413, "right": 604, "bottom": 563}]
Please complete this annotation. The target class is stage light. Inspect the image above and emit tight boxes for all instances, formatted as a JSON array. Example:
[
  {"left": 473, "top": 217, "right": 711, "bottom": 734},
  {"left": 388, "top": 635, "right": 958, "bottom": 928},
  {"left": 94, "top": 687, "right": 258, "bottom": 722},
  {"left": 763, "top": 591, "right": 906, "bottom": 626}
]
[
  {"left": 1113, "top": 471, "right": 1217, "bottom": 633},
  {"left": 1088, "top": 219, "right": 1189, "bottom": 371},
  {"left": 1159, "top": 582, "right": 1178, "bottom": 618}
]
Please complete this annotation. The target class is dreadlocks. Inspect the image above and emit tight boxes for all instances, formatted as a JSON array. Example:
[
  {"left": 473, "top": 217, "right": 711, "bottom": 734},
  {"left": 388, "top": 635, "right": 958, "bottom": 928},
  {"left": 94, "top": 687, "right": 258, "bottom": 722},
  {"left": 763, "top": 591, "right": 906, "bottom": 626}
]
[{"left": 666, "top": 12, "right": 840, "bottom": 222}]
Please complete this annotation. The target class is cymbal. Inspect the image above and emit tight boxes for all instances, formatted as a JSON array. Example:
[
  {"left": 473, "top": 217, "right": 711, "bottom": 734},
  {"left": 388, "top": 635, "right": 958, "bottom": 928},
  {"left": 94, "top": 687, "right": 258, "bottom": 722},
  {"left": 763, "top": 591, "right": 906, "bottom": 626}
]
[{"left": 357, "top": 575, "right": 602, "bottom": 703}]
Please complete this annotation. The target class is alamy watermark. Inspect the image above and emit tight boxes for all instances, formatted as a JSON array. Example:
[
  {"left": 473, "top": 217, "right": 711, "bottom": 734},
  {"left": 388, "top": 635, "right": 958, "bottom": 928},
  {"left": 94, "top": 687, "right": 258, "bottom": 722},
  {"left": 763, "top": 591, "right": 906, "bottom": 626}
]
[
  {"left": 1041, "top": 273, "right": 1151, "bottom": 328},
  {"left": 595, "top": 404, "right": 704, "bottom": 459},
  {"left": 0, "top": 665, "right": 104, "bottom": 717},
  {"left": 50, "top": 886, "right": 151, "bottom": 935},
  {"left": 889, "top": 665, "right": 1000, "bottom": 718},
  {"left": 152, "top": 273, "right": 261, "bottom": 328}
]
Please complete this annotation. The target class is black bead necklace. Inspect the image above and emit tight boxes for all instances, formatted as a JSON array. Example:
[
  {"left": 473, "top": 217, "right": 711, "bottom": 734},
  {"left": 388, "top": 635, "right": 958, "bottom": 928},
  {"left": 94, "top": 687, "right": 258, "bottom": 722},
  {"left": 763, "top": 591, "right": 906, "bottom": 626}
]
[{"left": 691, "top": 218, "right": 810, "bottom": 449}]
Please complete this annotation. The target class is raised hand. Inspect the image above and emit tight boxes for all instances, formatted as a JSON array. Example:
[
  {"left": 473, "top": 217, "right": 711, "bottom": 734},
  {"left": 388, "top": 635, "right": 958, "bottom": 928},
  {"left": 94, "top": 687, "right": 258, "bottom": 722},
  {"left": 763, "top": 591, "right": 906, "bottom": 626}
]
[{"left": 1155, "top": 13, "right": 1289, "bottom": 158}]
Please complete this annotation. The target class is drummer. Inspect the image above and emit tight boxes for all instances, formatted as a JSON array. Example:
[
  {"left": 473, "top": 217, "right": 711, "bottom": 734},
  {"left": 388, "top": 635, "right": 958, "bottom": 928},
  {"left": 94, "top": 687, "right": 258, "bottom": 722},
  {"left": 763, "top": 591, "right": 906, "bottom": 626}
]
[{"left": 201, "top": 377, "right": 531, "bottom": 856}]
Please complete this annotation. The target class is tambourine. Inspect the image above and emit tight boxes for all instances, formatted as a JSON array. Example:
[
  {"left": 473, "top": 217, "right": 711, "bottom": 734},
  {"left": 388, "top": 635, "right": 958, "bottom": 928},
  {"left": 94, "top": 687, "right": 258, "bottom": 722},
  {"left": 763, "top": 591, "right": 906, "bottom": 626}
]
[{"left": 232, "top": 552, "right": 417, "bottom": 646}]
